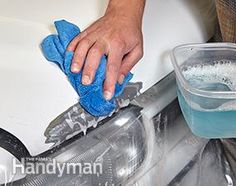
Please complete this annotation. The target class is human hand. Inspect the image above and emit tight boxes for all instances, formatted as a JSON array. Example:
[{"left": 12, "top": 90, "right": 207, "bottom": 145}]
[{"left": 67, "top": 0, "right": 145, "bottom": 100}]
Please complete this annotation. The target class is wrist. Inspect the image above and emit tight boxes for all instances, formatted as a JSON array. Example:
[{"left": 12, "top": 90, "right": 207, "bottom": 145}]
[{"left": 105, "top": 0, "right": 145, "bottom": 27}]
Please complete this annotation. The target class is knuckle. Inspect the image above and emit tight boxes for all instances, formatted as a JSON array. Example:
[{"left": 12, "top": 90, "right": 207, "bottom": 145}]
[
  {"left": 120, "top": 69, "right": 128, "bottom": 76},
  {"left": 107, "top": 63, "right": 119, "bottom": 74},
  {"left": 73, "top": 52, "right": 84, "bottom": 64},
  {"left": 89, "top": 46, "right": 102, "bottom": 56},
  {"left": 111, "top": 38, "right": 126, "bottom": 50},
  {"left": 74, "top": 50, "right": 83, "bottom": 61},
  {"left": 104, "top": 79, "right": 115, "bottom": 89},
  {"left": 121, "top": 65, "right": 131, "bottom": 74},
  {"left": 84, "top": 61, "right": 96, "bottom": 72},
  {"left": 122, "top": 63, "right": 130, "bottom": 70},
  {"left": 80, "top": 38, "right": 91, "bottom": 48},
  {"left": 84, "top": 65, "right": 95, "bottom": 73},
  {"left": 74, "top": 40, "right": 91, "bottom": 59},
  {"left": 68, "top": 39, "right": 78, "bottom": 50}
]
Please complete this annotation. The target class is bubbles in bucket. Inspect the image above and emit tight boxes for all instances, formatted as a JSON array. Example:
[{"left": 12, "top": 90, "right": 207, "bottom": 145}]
[{"left": 181, "top": 59, "right": 236, "bottom": 111}]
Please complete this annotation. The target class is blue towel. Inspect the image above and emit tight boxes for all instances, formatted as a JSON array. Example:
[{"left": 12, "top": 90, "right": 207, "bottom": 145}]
[{"left": 41, "top": 20, "right": 133, "bottom": 116}]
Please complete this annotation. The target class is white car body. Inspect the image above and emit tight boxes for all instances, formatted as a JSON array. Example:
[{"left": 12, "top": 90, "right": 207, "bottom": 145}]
[{"left": 0, "top": 0, "right": 216, "bottom": 184}]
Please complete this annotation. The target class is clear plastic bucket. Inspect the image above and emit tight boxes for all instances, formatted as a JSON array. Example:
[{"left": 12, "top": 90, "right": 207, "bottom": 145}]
[{"left": 171, "top": 43, "right": 236, "bottom": 138}]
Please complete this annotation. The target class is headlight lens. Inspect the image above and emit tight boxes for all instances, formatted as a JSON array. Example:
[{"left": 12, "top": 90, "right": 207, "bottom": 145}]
[{"left": 13, "top": 106, "right": 147, "bottom": 186}]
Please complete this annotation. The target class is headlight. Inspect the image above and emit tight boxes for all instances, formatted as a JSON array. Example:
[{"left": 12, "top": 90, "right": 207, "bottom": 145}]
[{"left": 12, "top": 106, "right": 147, "bottom": 186}]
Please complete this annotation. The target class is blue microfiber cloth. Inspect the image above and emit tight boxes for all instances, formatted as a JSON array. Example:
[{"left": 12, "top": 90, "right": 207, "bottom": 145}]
[{"left": 41, "top": 20, "right": 133, "bottom": 116}]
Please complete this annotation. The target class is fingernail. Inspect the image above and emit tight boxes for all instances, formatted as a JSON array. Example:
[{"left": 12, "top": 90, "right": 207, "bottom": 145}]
[
  {"left": 82, "top": 75, "right": 91, "bottom": 85},
  {"left": 71, "top": 63, "right": 80, "bottom": 73},
  {"left": 118, "top": 74, "right": 125, "bottom": 84},
  {"left": 104, "top": 91, "right": 113, "bottom": 100}
]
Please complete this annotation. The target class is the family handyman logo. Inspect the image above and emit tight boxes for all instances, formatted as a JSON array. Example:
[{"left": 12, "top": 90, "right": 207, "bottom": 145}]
[{"left": 12, "top": 157, "right": 103, "bottom": 178}]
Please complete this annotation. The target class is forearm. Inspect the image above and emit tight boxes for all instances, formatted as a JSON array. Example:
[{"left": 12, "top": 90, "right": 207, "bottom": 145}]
[{"left": 105, "top": 0, "right": 146, "bottom": 27}]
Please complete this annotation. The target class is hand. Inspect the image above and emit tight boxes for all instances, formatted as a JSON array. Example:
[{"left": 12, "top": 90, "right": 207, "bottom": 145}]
[{"left": 67, "top": 0, "right": 145, "bottom": 100}]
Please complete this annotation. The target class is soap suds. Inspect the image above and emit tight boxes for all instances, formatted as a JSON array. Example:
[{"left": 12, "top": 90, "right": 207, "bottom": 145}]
[{"left": 181, "top": 60, "right": 236, "bottom": 111}]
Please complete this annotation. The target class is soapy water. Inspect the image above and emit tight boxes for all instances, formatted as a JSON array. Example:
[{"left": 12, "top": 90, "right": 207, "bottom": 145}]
[
  {"left": 178, "top": 60, "right": 236, "bottom": 138},
  {"left": 181, "top": 60, "right": 236, "bottom": 111}
]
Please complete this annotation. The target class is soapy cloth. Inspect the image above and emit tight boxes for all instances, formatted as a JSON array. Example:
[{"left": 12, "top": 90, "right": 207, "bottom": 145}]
[{"left": 41, "top": 20, "right": 133, "bottom": 116}]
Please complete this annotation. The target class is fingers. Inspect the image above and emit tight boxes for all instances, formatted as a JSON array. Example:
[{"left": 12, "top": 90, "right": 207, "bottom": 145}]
[
  {"left": 70, "top": 38, "right": 94, "bottom": 73},
  {"left": 82, "top": 42, "right": 107, "bottom": 85},
  {"left": 118, "top": 45, "right": 143, "bottom": 84},
  {"left": 103, "top": 43, "right": 124, "bottom": 100},
  {"left": 69, "top": 35, "right": 142, "bottom": 102},
  {"left": 67, "top": 31, "right": 88, "bottom": 52},
  {"left": 67, "top": 21, "right": 100, "bottom": 52}
]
